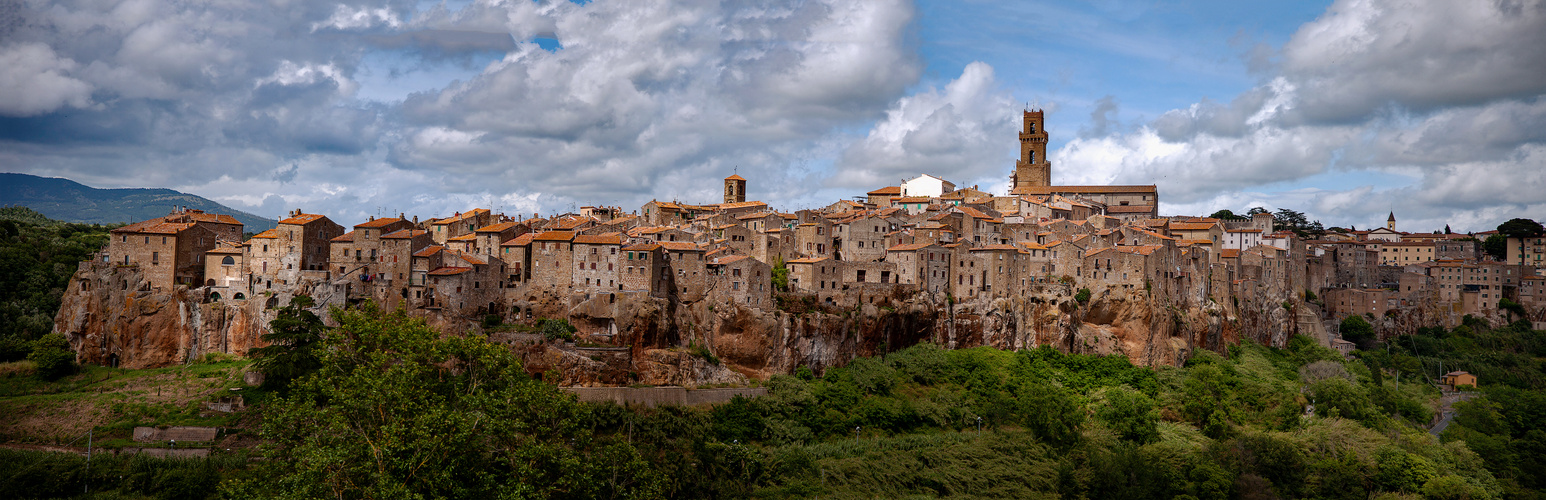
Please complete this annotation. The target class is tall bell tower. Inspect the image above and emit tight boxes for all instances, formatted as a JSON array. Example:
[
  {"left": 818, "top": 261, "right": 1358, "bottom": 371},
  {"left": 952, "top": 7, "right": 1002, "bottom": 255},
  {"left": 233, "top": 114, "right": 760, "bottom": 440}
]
[{"left": 1010, "top": 110, "right": 1051, "bottom": 194}]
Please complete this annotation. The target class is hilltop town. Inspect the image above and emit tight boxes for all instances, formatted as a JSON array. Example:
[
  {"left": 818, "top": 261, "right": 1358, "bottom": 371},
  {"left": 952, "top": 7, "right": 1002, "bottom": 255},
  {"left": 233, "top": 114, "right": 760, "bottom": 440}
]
[{"left": 54, "top": 111, "right": 1545, "bottom": 384}]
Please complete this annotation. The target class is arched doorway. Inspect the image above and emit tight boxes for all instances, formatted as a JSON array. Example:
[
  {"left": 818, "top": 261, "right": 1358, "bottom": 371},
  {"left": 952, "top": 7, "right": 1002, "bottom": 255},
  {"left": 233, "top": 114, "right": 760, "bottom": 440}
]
[{"left": 233, "top": 292, "right": 246, "bottom": 300}]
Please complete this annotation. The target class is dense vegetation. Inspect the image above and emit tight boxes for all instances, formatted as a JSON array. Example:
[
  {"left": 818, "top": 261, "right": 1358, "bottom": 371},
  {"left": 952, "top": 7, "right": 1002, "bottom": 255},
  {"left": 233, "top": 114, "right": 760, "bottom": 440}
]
[
  {"left": 10, "top": 301, "right": 1546, "bottom": 498},
  {"left": 0, "top": 207, "right": 113, "bottom": 364}
]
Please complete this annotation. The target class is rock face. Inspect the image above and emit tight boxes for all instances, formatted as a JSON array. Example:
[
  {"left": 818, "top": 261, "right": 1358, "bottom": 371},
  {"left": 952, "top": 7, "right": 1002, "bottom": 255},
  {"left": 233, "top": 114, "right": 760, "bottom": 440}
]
[
  {"left": 58, "top": 260, "right": 1299, "bottom": 384},
  {"left": 56, "top": 260, "right": 317, "bottom": 368}
]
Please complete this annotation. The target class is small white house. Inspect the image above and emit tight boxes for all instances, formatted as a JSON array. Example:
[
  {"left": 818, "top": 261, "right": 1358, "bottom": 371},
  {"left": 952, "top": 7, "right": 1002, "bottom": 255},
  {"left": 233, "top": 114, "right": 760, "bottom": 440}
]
[{"left": 901, "top": 174, "right": 956, "bottom": 198}]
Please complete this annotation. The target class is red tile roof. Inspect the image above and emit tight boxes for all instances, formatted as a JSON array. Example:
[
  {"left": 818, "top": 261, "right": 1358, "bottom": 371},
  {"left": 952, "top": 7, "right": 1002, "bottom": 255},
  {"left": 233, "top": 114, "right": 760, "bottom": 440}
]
[
  {"left": 413, "top": 246, "right": 444, "bottom": 257},
  {"left": 476, "top": 221, "right": 521, "bottom": 233},
  {"left": 278, "top": 213, "right": 328, "bottom": 225},
  {"left": 867, "top": 186, "right": 902, "bottom": 195},
  {"left": 356, "top": 217, "right": 405, "bottom": 228},
  {"left": 574, "top": 233, "right": 625, "bottom": 245},
  {"left": 330, "top": 231, "right": 354, "bottom": 243},
  {"left": 658, "top": 241, "right": 702, "bottom": 252},
  {"left": 427, "top": 266, "right": 471, "bottom": 276},
  {"left": 382, "top": 229, "right": 426, "bottom": 239},
  {"left": 501, "top": 233, "right": 536, "bottom": 247},
  {"left": 248, "top": 228, "right": 279, "bottom": 239},
  {"left": 533, "top": 231, "right": 575, "bottom": 242}
]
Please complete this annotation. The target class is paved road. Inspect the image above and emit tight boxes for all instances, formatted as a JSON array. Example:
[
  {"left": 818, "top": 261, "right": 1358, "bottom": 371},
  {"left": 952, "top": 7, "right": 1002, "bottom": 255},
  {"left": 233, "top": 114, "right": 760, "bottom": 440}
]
[{"left": 1430, "top": 391, "right": 1478, "bottom": 437}]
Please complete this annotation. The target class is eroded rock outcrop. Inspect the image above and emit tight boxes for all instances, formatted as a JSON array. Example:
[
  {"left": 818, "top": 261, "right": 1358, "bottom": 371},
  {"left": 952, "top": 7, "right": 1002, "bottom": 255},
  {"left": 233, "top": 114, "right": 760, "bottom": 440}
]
[{"left": 59, "top": 259, "right": 1298, "bottom": 385}]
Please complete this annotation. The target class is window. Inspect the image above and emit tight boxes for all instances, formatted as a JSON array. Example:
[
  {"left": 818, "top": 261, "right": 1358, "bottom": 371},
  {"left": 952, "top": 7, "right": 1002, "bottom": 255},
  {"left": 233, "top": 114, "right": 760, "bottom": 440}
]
[{"left": 222, "top": 256, "right": 235, "bottom": 265}]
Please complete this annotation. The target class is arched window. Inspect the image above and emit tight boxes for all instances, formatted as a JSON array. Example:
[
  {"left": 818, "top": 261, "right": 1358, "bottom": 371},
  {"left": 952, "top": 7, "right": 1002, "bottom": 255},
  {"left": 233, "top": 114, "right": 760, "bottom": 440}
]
[{"left": 222, "top": 256, "right": 235, "bottom": 265}]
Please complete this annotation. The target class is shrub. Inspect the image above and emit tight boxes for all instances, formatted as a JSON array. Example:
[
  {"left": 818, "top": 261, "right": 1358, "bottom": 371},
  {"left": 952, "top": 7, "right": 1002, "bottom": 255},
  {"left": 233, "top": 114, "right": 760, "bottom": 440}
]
[
  {"left": 0, "top": 360, "right": 37, "bottom": 378},
  {"left": 689, "top": 342, "right": 720, "bottom": 365},
  {"left": 481, "top": 314, "right": 501, "bottom": 330},
  {"left": 1074, "top": 288, "right": 1091, "bottom": 305},
  {"left": 1097, "top": 386, "right": 1159, "bottom": 444},
  {"left": 0, "top": 336, "right": 30, "bottom": 362},
  {"left": 536, "top": 318, "right": 577, "bottom": 341},
  {"left": 27, "top": 333, "right": 75, "bottom": 380}
]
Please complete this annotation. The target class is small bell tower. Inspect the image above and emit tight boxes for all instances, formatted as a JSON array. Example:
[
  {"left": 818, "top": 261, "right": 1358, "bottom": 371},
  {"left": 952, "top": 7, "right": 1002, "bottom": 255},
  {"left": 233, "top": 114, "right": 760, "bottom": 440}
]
[{"left": 724, "top": 174, "right": 746, "bottom": 204}]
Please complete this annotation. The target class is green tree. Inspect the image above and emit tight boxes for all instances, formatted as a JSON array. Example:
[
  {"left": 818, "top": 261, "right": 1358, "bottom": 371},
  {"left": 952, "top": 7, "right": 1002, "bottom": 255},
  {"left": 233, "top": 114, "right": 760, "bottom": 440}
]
[
  {"left": 26, "top": 333, "right": 75, "bottom": 380},
  {"left": 1208, "top": 209, "right": 1244, "bottom": 220},
  {"left": 1246, "top": 207, "right": 1270, "bottom": 216},
  {"left": 1075, "top": 288, "right": 1091, "bottom": 305},
  {"left": 247, "top": 295, "right": 325, "bottom": 388},
  {"left": 771, "top": 257, "right": 789, "bottom": 292},
  {"left": 1497, "top": 218, "right": 1544, "bottom": 239},
  {"left": 1019, "top": 383, "right": 1084, "bottom": 448},
  {"left": 229, "top": 304, "right": 662, "bottom": 499},
  {"left": 1339, "top": 315, "right": 1375, "bottom": 347},
  {"left": 1481, "top": 234, "right": 1507, "bottom": 261},
  {"left": 1096, "top": 386, "right": 1159, "bottom": 443}
]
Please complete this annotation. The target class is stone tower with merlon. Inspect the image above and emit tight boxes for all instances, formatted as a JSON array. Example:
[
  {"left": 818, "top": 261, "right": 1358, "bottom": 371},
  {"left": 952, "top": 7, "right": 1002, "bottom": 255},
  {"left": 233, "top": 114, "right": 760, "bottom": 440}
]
[
  {"left": 1010, "top": 110, "right": 1051, "bottom": 194},
  {"left": 724, "top": 174, "right": 746, "bottom": 204}
]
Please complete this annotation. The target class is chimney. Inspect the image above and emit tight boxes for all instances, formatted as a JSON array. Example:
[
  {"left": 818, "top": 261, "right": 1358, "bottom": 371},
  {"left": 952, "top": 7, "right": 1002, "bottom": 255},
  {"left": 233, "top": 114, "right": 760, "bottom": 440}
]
[
  {"left": 413, "top": 215, "right": 419, "bottom": 224},
  {"left": 400, "top": 213, "right": 405, "bottom": 220},
  {"left": 369, "top": 215, "right": 375, "bottom": 221}
]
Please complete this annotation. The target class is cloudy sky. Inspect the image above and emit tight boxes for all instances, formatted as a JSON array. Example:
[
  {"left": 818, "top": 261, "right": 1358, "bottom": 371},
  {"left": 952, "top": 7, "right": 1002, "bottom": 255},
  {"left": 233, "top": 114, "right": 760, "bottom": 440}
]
[{"left": 2, "top": 0, "right": 1543, "bottom": 232}]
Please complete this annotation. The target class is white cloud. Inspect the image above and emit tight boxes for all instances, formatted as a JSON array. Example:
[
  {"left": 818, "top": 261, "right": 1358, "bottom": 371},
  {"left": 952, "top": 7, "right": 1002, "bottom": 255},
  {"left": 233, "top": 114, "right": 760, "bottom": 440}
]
[
  {"left": 830, "top": 61, "right": 1016, "bottom": 190},
  {"left": 313, "top": 4, "right": 404, "bottom": 32},
  {"left": 0, "top": 43, "right": 93, "bottom": 116},
  {"left": 1055, "top": 0, "right": 1546, "bottom": 232}
]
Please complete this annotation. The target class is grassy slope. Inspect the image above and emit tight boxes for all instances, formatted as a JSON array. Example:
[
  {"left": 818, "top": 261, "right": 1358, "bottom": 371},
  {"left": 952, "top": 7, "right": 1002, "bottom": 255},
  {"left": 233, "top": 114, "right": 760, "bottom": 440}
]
[{"left": 0, "top": 357, "right": 264, "bottom": 448}]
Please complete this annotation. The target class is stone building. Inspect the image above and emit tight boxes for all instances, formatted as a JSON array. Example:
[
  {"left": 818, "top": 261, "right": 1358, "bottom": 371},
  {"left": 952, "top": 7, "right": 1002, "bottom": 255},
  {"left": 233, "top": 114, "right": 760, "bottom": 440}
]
[
  {"left": 202, "top": 241, "right": 245, "bottom": 291},
  {"left": 794, "top": 221, "right": 833, "bottom": 258},
  {"left": 529, "top": 231, "right": 577, "bottom": 292},
  {"left": 621, "top": 243, "right": 667, "bottom": 295},
  {"left": 659, "top": 241, "right": 708, "bottom": 301},
  {"left": 707, "top": 255, "right": 772, "bottom": 309},
  {"left": 787, "top": 256, "right": 841, "bottom": 298},
  {"left": 429, "top": 208, "right": 495, "bottom": 245},
  {"left": 573, "top": 233, "right": 626, "bottom": 293},
  {"left": 107, "top": 218, "right": 220, "bottom": 290},
  {"left": 885, "top": 242, "right": 951, "bottom": 293},
  {"left": 275, "top": 211, "right": 345, "bottom": 274}
]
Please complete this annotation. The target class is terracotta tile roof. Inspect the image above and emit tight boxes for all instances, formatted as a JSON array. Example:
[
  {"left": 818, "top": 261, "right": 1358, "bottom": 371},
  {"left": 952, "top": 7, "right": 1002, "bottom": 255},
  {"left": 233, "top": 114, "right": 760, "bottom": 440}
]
[
  {"left": 1177, "top": 239, "right": 1213, "bottom": 246},
  {"left": 114, "top": 220, "right": 197, "bottom": 235},
  {"left": 737, "top": 211, "right": 776, "bottom": 220},
  {"left": 867, "top": 186, "right": 902, "bottom": 195},
  {"left": 1226, "top": 228, "right": 1263, "bottom": 233},
  {"left": 183, "top": 212, "right": 242, "bottom": 225},
  {"left": 533, "top": 231, "right": 575, "bottom": 242},
  {"left": 329, "top": 231, "right": 354, "bottom": 243},
  {"left": 786, "top": 256, "right": 829, "bottom": 264},
  {"left": 457, "top": 253, "right": 488, "bottom": 266},
  {"left": 431, "top": 208, "right": 490, "bottom": 225},
  {"left": 207, "top": 242, "right": 244, "bottom": 254},
  {"left": 501, "top": 233, "right": 536, "bottom": 247},
  {"left": 574, "top": 233, "right": 625, "bottom": 245},
  {"left": 1220, "top": 249, "right": 1241, "bottom": 259},
  {"left": 1169, "top": 222, "right": 1219, "bottom": 231},
  {"left": 971, "top": 244, "right": 1020, "bottom": 251},
  {"left": 356, "top": 217, "right": 405, "bottom": 228},
  {"left": 622, "top": 243, "right": 662, "bottom": 252},
  {"left": 448, "top": 234, "right": 476, "bottom": 241},
  {"left": 718, "top": 201, "right": 767, "bottom": 210},
  {"left": 712, "top": 255, "right": 751, "bottom": 265},
  {"left": 551, "top": 216, "right": 594, "bottom": 230},
  {"left": 1119, "top": 245, "right": 1163, "bottom": 256},
  {"left": 476, "top": 221, "right": 521, "bottom": 233},
  {"left": 1106, "top": 205, "right": 1156, "bottom": 213},
  {"left": 632, "top": 226, "right": 672, "bottom": 235},
  {"left": 725, "top": 174, "right": 746, "bottom": 181},
  {"left": 1015, "top": 185, "right": 1158, "bottom": 194},
  {"left": 1017, "top": 242, "right": 1049, "bottom": 250},
  {"left": 427, "top": 266, "right": 471, "bottom": 276},
  {"left": 1085, "top": 247, "right": 1113, "bottom": 258},
  {"left": 894, "top": 196, "right": 932, "bottom": 203},
  {"left": 413, "top": 246, "right": 444, "bottom": 257},
  {"left": 1130, "top": 228, "right": 1174, "bottom": 240},
  {"left": 278, "top": 213, "right": 327, "bottom": 225},
  {"left": 887, "top": 242, "right": 934, "bottom": 251},
  {"left": 249, "top": 228, "right": 280, "bottom": 239},
  {"left": 382, "top": 229, "right": 426, "bottom": 239},
  {"left": 658, "top": 241, "right": 702, "bottom": 252}
]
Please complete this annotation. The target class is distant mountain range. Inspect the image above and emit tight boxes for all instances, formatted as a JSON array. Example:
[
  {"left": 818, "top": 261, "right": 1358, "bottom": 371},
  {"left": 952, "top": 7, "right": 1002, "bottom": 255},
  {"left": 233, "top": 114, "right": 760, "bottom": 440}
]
[{"left": 0, "top": 173, "right": 277, "bottom": 232}]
